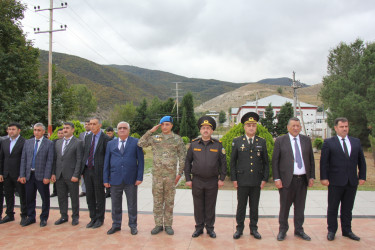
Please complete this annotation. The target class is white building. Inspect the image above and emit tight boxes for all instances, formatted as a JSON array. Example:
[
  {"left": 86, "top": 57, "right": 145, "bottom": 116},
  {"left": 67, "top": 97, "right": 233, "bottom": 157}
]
[{"left": 231, "top": 95, "right": 329, "bottom": 138}]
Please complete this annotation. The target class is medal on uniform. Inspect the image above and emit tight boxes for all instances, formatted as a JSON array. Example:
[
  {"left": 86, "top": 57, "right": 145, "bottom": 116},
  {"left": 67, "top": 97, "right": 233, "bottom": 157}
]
[
  {"left": 240, "top": 144, "right": 245, "bottom": 151},
  {"left": 257, "top": 151, "right": 260, "bottom": 157},
  {"left": 155, "top": 135, "right": 162, "bottom": 141}
]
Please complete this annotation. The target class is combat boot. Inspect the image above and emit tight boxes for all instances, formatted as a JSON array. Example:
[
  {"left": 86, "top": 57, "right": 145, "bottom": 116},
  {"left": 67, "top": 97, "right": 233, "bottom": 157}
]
[
  {"left": 165, "top": 226, "right": 174, "bottom": 235},
  {"left": 151, "top": 226, "right": 163, "bottom": 235}
]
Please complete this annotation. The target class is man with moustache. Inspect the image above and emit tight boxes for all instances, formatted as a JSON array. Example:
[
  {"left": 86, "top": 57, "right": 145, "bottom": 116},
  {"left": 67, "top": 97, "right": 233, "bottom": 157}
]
[
  {"left": 0, "top": 123, "right": 27, "bottom": 225},
  {"left": 272, "top": 117, "right": 315, "bottom": 241},
  {"left": 138, "top": 116, "right": 186, "bottom": 235},
  {"left": 104, "top": 122, "right": 144, "bottom": 235},
  {"left": 20, "top": 123, "right": 54, "bottom": 227},
  {"left": 51, "top": 122, "right": 83, "bottom": 226},
  {"left": 231, "top": 112, "right": 269, "bottom": 239},
  {"left": 185, "top": 116, "right": 227, "bottom": 238},
  {"left": 320, "top": 117, "right": 366, "bottom": 241}
]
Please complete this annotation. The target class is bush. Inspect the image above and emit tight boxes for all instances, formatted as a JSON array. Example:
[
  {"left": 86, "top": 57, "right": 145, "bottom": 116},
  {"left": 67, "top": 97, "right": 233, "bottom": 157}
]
[
  {"left": 221, "top": 123, "right": 274, "bottom": 178},
  {"left": 21, "top": 128, "right": 34, "bottom": 139},
  {"left": 182, "top": 136, "right": 190, "bottom": 145},
  {"left": 131, "top": 132, "right": 141, "bottom": 139},
  {"left": 49, "top": 120, "right": 85, "bottom": 140},
  {"left": 313, "top": 138, "right": 324, "bottom": 150}
]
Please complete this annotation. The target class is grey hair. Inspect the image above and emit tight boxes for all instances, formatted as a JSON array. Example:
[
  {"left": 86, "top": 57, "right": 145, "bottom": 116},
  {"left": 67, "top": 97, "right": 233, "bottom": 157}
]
[
  {"left": 117, "top": 121, "right": 130, "bottom": 131},
  {"left": 34, "top": 123, "right": 46, "bottom": 130},
  {"left": 287, "top": 117, "right": 300, "bottom": 126},
  {"left": 90, "top": 117, "right": 102, "bottom": 124}
]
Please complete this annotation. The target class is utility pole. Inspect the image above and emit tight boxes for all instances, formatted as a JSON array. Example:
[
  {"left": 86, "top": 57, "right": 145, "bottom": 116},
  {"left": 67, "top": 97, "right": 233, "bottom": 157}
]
[
  {"left": 172, "top": 82, "right": 182, "bottom": 122},
  {"left": 291, "top": 71, "right": 301, "bottom": 117},
  {"left": 34, "top": 1, "right": 67, "bottom": 137}
]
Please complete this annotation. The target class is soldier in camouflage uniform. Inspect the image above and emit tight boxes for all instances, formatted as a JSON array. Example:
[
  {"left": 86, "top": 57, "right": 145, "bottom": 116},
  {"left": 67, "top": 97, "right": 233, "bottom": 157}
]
[{"left": 138, "top": 116, "right": 186, "bottom": 235}]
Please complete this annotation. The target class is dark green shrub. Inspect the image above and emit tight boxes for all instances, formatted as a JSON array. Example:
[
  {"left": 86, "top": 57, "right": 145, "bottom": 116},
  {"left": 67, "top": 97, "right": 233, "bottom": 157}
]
[{"left": 313, "top": 138, "right": 324, "bottom": 150}]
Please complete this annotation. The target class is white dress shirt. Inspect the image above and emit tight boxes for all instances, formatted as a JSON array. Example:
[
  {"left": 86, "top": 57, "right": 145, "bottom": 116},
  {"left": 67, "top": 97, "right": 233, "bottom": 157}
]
[{"left": 288, "top": 133, "right": 306, "bottom": 175}]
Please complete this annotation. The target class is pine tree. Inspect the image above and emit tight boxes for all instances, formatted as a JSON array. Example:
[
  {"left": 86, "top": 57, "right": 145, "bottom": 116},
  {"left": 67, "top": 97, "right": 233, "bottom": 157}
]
[
  {"left": 260, "top": 103, "right": 275, "bottom": 135},
  {"left": 274, "top": 102, "right": 293, "bottom": 136},
  {"left": 180, "top": 92, "right": 198, "bottom": 139}
]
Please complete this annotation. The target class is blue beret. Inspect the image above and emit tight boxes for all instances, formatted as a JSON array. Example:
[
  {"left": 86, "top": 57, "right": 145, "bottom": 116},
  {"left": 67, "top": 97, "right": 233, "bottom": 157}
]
[{"left": 159, "top": 116, "right": 173, "bottom": 124}]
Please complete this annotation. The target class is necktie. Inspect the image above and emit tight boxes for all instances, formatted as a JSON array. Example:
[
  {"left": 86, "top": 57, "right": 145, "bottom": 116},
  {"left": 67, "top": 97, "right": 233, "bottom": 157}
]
[
  {"left": 249, "top": 138, "right": 253, "bottom": 145},
  {"left": 342, "top": 138, "right": 349, "bottom": 158},
  {"left": 120, "top": 140, "right": 125, "bottom": 154},
  {"left": 62, "top": 139, "right": 70, "bottom": 156},
  {"left": 32, "top": 139, "right": 40, "bottom": 170},
  {"left": 87, "top": 134, "right": 96, "bottom": 169},
  {"left": 294, "top": 138, "right": 303, "bottom": 169}
]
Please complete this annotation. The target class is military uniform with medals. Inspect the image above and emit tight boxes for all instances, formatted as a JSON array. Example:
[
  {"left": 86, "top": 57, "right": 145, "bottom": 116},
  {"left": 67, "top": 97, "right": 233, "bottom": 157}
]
[{"left": 230, "top": 112, "right": 269, "bottom": 238}]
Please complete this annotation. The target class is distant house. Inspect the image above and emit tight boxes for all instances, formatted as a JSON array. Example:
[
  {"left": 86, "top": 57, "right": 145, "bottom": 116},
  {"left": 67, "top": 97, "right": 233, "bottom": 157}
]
[{"left": 231, "top": 95, "right": 330, "bottom": 138}]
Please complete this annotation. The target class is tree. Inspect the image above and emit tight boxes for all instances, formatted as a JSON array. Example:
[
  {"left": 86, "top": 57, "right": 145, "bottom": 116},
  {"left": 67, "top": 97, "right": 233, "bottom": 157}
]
[
  {"left": 274, "top": 102, "right": 293, "bottom": 136},
  {"left": 72, "top": 84, "right": 97, "bottom": 120},
  {"left": 179, "top": 92, "right": 198, "bottom": 139},
  {"left": 110, "top": 102, "right": 137, "bottom": 127},
  {"left": 218, "top": 110, "right": 227, "bottom": 125},
  {"left": 260, "top": 103, "right": 275, "bottom": 135},
  {"left": 320, "top": 39, "right": 375, "bottom": 146},
  {"left": 131, "top": 99, "right": 152, "bottom": 136},
  {"left": 0, "top": 0, "right": 42, "bottom": 133}
]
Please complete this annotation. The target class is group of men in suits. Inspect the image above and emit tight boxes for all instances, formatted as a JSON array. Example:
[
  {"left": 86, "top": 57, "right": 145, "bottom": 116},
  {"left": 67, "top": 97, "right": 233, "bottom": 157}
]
[{"left": 0, "top": 115, "right": 367, "bottom": 242}]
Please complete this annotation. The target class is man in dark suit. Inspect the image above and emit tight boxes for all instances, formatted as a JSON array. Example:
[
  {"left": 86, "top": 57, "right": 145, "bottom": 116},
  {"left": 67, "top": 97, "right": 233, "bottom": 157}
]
[
  {"left": 51, "top": 122, "right": 83, "bottom": 226},
  {"left": 51, "top": 128, "right": 64, "bottom": 197},
  {"left": 81, "top": 118, "right": 110, "bottom": 229},
  {"left": 20, "top": 123, "right": 54, "bottom": 227},
  {"left": 320, "top": 117, "right": 366, "bottom": 241},
  {"left": 231, "top": 112, "right": 269, "bottom": 239},
  {"left": 272, "top": 117, "right": 315, "bottom": 241},
  {"left": 0, "top": 136, "right": 3, "bottom": 220},
  {"left": 0, "top": 123, "right": 27, "bottom": 225},
  {"left": 79, "top": 120, "right": 91, "bottom": 197},
  {"left": 104, "top": 122, "right": 144, "bottom": 235}
]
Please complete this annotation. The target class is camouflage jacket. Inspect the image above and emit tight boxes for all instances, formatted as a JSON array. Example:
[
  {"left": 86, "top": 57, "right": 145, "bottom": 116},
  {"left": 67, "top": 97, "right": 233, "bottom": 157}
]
[{"left": 138, "top": 130, "right": 186, "bottom": 177}]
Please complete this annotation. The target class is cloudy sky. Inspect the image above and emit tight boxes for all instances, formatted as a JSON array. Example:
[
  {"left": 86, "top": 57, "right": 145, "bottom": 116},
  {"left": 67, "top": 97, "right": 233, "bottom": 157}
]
[{"left": 20, "top": 0, "right": 375, "bottom": 85}]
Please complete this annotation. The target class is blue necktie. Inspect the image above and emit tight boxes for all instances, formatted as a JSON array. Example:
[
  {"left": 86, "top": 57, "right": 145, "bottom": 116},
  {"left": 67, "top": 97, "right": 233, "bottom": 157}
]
[
  {"left": 120, "top": 140, "right": 126, "bottom": 154},
  {"left": 31, "top": 139, "right": 40, "bottom": 170},
  {"left": 294, "top": 138, "right": 303, "bottom": 169}
]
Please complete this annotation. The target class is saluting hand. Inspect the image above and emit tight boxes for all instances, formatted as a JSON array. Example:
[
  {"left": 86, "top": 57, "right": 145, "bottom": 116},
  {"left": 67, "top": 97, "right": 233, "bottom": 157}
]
[{"left": 150, "top": 124, "right": 161, "bottom": 133}]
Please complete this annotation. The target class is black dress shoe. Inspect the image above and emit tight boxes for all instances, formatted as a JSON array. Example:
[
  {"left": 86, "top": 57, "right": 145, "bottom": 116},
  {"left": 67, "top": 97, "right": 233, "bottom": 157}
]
[
  {"left": 50, "top": 193, "right": 57, "bottom": 197},
  {"left": 105, "top": 193, "right": 111, "bottom": 198},
  {"left": 40, "top": 220, "right": 47, "bottom": 227},
  {"left": 72, "top": 219, "right": 79, "bottom": 226},
  {"left": 107, "top": 227, "right": 121, "bottom": 235},
  {"left": 0, "top": 215, "right": 15, "bottom": 224},
  {"left": 92, "top": 220, "right": 103, "bottom": 229},
  {"left": 192, "top": 229, "right": 203, "bottom": 238},
  {"left": 86, "top": 219, "right": 96, "bottom": 228},
  {"left": 22, "top": 218, "right": 36, "bottom": 227},
  {"left": 327, "top": 232, "right": 335, "bottom": 241},
  {"left": 79, "top": 192, "right": 86, "bottom": 197},
  {"left": 343, "top": 232, "right": 360, "bottom": 241},
  {"left": 277, "top": 232, "right": 286, "bottom": 241},
  {"left": 207, "top": 230, "right": 216, "bottom": 238},
  {"left": 130, "top": 227, "right": 138, "bottom": 235},
  {"left": 294, "top": 231, "right": 311, "bottom": 241},
  {"left": 20, "top": 217, "right": 27, "bottom": 225},
  {"left": 233, "top": 230, "right": 243, "bottom": 239},
  {"left": 251, "top": 230, "right": 262, "bottom": 239},
  {"left": 54, "top": 218, "right": 68, "bottom": 225}
]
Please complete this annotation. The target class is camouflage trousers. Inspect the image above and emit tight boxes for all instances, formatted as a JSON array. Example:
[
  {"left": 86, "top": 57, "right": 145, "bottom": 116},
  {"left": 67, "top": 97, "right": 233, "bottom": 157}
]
[{"left": 152, "top": 175, "right": 176, "bottom": 227}]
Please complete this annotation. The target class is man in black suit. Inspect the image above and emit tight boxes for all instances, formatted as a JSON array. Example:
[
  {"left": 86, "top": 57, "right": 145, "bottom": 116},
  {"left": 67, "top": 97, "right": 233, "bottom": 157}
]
[
  {"left": 51, "top": 122, "right": 83, "bottom": 226},
  {"left": 272, "top": 117, "right": 315, "bottom": 241},
  {"left": 320, "top": 117, "right": 366, "bottom": 241},
  {"left": 231, "top": 112, "right": 269, "bottom": 239},
  {"left": 0, "top": 123, "right": 27, "bottom": 225},
  {"left": 81, "top": 118, "right": 110, "bottom": 229}
]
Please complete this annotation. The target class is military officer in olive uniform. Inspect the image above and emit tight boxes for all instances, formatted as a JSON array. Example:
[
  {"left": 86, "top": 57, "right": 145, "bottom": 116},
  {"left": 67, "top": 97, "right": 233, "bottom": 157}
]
[
  {"left": 231, "top": 112, "right": 269, "bottom": 240},
  {"left": 185, "top": 116, "right": 227, "bottom": 238},
  {"left": 138, "top": 116, "right": 186, "bottom": 236}
]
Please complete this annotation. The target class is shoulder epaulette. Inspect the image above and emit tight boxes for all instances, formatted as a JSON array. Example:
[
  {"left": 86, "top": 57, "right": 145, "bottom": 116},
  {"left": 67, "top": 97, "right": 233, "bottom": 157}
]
[{"left": 192, "top": 138, "right": 199, "bottom": 142}]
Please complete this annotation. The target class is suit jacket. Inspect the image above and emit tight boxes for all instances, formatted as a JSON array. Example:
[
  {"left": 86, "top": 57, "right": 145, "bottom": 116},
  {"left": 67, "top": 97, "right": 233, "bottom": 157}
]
[
  {"left": 272, "top": 134, "right": 315, "bottom": 188},
  {"left": 230, "top": 135, "right": 269, "bottom": 186},
  {"left": 103, "top": 137, "right": 144, "bottom": 185},
  {"left": 20, "top": 138, "right": 54, "bottom": 181},
  {"left": 0, "top": 136, "right": 26, "bottom": 178},
  {"left": 53, "top": 136, "right": 83, "bottom": 180},
  {"left": 81, "top": 131, "right": 110, "bottom": 181},
  {"left": 320, "top": 136, "right": 366, "bottom": 186},
  {"left": 79, "top": 131, "right": 90, "bottom": 142}
]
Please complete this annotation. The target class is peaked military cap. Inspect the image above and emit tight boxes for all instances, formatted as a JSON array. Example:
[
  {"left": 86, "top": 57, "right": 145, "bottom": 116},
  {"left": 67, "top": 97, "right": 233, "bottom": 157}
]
[
  {"left": 241, "top": 112, "right": 259, "bottom": 124},
  {"left": 197, "top": 116, "right": 216, "bottom": 131}
]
